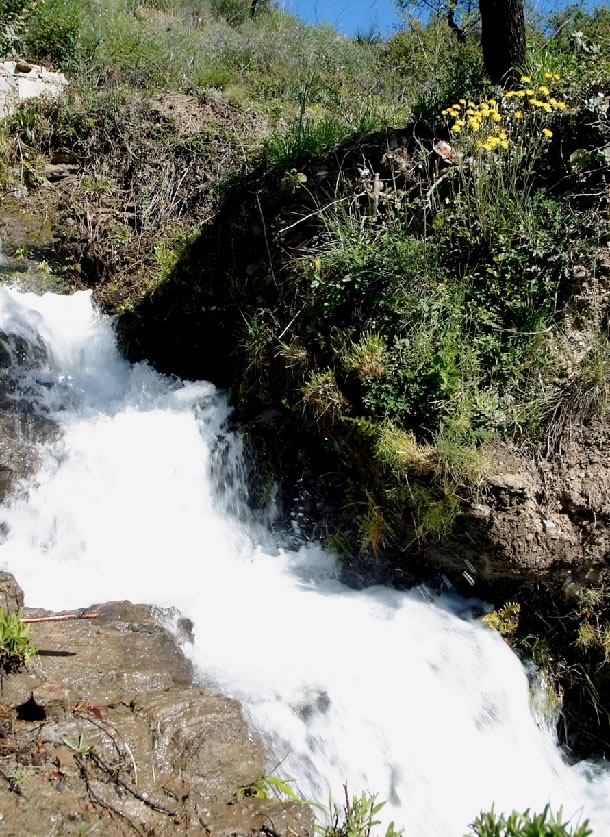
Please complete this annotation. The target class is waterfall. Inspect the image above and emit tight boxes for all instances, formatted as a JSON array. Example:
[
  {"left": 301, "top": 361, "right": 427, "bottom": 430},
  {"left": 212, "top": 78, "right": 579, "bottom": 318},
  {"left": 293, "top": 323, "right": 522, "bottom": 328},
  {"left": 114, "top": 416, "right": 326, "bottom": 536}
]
[{"left": 0, "top": 287, "right": 608, "bottom": 837}]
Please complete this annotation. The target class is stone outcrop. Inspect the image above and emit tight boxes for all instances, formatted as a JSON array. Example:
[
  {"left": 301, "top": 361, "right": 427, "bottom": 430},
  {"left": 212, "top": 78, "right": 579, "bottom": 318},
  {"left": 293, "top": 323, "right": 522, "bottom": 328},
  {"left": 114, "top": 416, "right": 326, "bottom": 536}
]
[
  {"left": 0, "top": 61, "right": 68, "bottom": 119},
  {"left": 0, "top": 578, "right": 314, "bottom": 836}
]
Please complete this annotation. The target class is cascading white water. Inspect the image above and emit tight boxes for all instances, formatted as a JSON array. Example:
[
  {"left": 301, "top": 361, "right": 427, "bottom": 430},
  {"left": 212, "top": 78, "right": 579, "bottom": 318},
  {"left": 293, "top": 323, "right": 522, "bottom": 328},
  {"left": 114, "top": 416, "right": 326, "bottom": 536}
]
[{"left": 0, "top": 287, "right": 609, "bottom": 837}]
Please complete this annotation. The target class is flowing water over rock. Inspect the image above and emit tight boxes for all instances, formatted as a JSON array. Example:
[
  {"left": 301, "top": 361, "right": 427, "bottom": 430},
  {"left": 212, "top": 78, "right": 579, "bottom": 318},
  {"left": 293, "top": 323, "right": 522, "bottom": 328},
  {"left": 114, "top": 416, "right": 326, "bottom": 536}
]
[{"left": 0, "top": 287, "right": 609, "bottom": 836}]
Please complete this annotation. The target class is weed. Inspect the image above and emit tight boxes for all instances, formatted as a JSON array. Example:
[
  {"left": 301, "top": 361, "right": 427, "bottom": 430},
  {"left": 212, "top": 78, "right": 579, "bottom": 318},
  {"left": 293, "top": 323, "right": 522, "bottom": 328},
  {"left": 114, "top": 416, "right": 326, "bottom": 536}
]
[
  {"left": 303, "top": 370, "right": 348, "bottom": 425},
  {"left": 236, "top": 774, "right": 315, "bottom": 806},
  {"left": 6, "top": 766, "right": 33, "bottom": 787},
  {"left": 0, "top": 608, "right": 36, "bottom": 674},
  {"left": 62, "top": 731, "right": 95, "bottom": 756},
  {"left": 317, "top": 786, "right": 402, "bottom": 837},
  {"left": 483, "top": 602, "right": 521, "bottom": 637},
  {"left": 358, "top": 493, "right": 392, "bottom": 558},
  {"left": 344, "top": 332, "right": 386, "bottom": 381},
  {"left": 469, "top": 804, "right": 591, "bottom": 837}
]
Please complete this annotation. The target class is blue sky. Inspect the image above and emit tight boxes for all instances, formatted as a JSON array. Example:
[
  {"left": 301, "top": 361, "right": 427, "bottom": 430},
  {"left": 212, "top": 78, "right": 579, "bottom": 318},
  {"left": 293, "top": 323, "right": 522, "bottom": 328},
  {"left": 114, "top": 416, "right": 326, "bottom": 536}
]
[{"left": 281, "top": 0, "right": 602, "bottom": 37}]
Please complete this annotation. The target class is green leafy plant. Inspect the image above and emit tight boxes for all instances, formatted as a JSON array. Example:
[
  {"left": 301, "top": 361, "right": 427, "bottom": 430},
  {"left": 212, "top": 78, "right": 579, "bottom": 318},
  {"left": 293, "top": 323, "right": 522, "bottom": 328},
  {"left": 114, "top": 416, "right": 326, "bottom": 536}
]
[
  {"left": 469, "top": 805, "right": 592, "bottom": 836},
  {"left": 317, "top": 787, "right": 402, "bottom": 837},
  {"left": 236, "top": 774, "right": 317, "bottom": 806},
  {"left": 62, "top": 731, "right": 95, "bottom": 757},
  {"left": 483, "top": 602, "right": 521, "bottom": 637},
  {"left": 0, "top": 608, "right": 36, "bottom": 674}
]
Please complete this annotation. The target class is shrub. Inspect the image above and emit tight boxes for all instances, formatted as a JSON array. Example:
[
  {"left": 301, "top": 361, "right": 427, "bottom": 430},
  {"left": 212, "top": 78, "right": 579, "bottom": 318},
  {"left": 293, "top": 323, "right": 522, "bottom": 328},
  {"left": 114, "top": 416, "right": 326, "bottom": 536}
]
[{"left": 22, "top": 0, "right": 81, "bottom": 69}]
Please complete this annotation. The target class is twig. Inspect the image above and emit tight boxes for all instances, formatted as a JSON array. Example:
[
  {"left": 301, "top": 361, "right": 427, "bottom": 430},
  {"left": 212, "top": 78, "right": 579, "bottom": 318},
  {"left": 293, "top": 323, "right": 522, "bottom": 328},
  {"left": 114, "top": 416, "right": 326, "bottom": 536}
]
[
  {"left": 277, "top": 195, "right": 352, "bottom": 236},
  {"left": 255, "top": 192, "right": 277, "bottom": 286},
  {"left": 90, "top": 752, "right": 177, "bottom": 817},
  {"left": 21, "top": 612, "right": 99, "bottom": 624},
  {"left": 77, "top": 755, "right": 143, "bottom": 837}
]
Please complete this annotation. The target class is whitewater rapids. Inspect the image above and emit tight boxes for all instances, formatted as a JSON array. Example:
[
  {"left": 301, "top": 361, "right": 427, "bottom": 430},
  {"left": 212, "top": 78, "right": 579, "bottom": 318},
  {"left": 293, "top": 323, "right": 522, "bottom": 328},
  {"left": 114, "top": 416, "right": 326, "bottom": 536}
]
[{"left": 0, "top": 287, "right": 608, "bottom": 836}]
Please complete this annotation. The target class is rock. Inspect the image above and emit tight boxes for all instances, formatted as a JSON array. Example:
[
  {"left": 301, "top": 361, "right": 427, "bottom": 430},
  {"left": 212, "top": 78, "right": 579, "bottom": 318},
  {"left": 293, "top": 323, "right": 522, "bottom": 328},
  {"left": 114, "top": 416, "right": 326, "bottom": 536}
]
[
  {"left": 50, "top": 150, "right": 77, "bottom": 165},
  {"left": 0, "top": 579, "right": 313, "bottom": 836},
  {"left": 486, "top": 472, "right": 529, "bottom": 494},
  {"left": 44, "top": 162, "right": 79, "bottom": 183},
  {"left": 0, "top": 411, "right": 59, "bottom": 503},
  {"left": 0, "top": 61, "right": 68, "bottom": 119},
  {"left": 0, "top": 572, "right": 24, "bottom": 613}
]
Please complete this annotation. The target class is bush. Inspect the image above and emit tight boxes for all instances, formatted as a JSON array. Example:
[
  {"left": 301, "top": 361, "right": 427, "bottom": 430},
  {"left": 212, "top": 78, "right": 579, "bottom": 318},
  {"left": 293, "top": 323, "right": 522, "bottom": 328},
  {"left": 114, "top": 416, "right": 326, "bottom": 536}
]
[{"left": 22, "top": 0, "right": 81, "bottom": 68}]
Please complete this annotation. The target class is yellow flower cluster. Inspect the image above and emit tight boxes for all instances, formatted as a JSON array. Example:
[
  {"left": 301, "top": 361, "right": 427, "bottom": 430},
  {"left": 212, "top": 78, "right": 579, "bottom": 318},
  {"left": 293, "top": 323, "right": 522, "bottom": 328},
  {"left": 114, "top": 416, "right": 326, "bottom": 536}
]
[{"left": 440, "top": 74, "right": 567, "bottom": 152}]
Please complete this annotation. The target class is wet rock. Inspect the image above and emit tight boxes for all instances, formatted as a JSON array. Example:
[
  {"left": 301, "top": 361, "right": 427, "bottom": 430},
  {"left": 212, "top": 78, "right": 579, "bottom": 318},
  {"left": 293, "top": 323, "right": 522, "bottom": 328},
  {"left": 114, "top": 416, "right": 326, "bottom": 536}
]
[
  {"left": 0, "top": 411, "right": 59, "bottom": 503},
  {"left": 0, "top": 572, "right": 24, "bottom": 613},
  {"left": 0, "top": 580, "right": 313, "bottom": 837}
]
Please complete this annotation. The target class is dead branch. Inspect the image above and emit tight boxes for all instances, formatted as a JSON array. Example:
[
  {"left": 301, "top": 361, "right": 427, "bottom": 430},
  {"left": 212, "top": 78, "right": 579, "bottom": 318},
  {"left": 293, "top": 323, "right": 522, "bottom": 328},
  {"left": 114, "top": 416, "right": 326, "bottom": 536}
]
[{"left": 21, "top": 612, "right": 99, "bottom": 624}]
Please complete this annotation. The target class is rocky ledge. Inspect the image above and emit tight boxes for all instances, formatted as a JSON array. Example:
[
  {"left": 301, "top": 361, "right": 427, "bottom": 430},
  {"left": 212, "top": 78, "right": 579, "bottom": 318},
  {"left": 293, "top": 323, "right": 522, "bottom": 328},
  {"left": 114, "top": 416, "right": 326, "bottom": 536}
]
[{"left": 0, "top": 572, "right": 313, "bottom": 836}]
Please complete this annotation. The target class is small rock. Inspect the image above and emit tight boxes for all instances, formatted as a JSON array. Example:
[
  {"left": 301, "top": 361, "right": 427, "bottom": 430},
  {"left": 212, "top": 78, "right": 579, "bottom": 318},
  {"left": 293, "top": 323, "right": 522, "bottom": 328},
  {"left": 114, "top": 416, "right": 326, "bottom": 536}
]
[
  {"left": 50, "top": 150, "right": 77, "bottom": 165},
  {"left": 44, "top": 163, "right": 79, "bottom": 182},
  {"left": 469, "top": 502, "right": 492, "bottom": 520},
  {"left": 487, "top": 473, "right": 528, "bottom": 494}
]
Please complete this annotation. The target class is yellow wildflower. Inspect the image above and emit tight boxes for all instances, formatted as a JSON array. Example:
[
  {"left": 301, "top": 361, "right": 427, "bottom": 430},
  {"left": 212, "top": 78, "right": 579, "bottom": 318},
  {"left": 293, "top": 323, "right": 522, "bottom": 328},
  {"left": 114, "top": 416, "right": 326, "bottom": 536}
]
[
  {"left": 505, "top": 91, "right": 515, "bottom": 98},
  {"left": 556, "top": 101, "right": 567, "bottom": 110},
  {"left": 488, "top": 98, "right": 497, "bottom": 106},
  {"left": 459, "top": 98, "right": 466, "bottom": 104},
  {"left": 451, "top": 124, "right": 462, "bottom": 133},
  {"left": 553, "top": 73, "right": 561, "bottom": 80},
  {"left": 549, "top": 97, "right": 558, "bottom": 106},
  {"left": 455, "top": 119, "right": 465, "bottom": 126},
  {"left": 538, "top": 85, "right": 550, "bottom": 95},
  {"left": 542, "top": 103, "right": 552, "bottom": 112},
  {"left": 491, "top": 112, "right": 502, "bottom": 123},
  {"left": 452, "top": 103, "right": 461, "bottom": 110},
  {"left": 500, "top": 140, "right": 509, "bottom": 149},
  {"left": 516, "top": 90, "right": 527, "bottom": 97},
  {"left": 468, "top": 100, "right": 476, "bottom": 108},
  {"left": 499, "top": 130, "right": 507, "bottom": 140},
  {"left": 465, "top": 109, "right": 475, "bottom": 116},
  {"left": 468, "top": 120, "right": 481, "bottom": 132},
  {"left": 542, "top": 128, "right": 553, "bottom": 138},
  {"left": 544, "top": 72, "right": 553, "bottom": 79},
  {"left": 514, "top": 110, "right": 523, "bottom": 119},
  {"left": 521, "top": 75, "right": 531, "bottom": 82}
]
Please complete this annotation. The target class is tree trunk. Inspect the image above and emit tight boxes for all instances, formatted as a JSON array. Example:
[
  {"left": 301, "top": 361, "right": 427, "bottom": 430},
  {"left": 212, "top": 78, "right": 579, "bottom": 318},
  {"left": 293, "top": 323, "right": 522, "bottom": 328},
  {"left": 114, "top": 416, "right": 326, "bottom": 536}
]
[{"left": 479, "top": 0, "right": 526, "bottom": 86}]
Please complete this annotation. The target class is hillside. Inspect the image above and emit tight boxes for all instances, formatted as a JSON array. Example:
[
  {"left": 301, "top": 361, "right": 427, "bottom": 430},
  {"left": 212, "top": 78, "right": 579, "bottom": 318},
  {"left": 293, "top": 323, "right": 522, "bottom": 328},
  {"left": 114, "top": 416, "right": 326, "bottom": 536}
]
[{"left": 1, "top": 0, "right": 610, "bottom": 832}]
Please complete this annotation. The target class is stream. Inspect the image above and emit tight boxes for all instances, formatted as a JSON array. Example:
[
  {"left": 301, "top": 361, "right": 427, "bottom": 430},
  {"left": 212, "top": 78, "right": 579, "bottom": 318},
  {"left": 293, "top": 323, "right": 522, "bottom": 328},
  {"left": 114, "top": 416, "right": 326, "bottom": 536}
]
[{"left": 0, "top": 287, "right": 609, "bottom": 836}]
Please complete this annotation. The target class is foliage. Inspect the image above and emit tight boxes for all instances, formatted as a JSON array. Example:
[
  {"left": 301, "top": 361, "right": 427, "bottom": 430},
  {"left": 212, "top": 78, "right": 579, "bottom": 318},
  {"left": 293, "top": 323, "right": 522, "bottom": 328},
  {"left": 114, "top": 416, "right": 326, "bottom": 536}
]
[
  {"left": 22, "top": 0, "right": 81, "bottom": 69},
  {"left": 483, "top": 602, "right": 521, "bottom": 637},
  {"left": 0, "top": 608, "right": 36, "bottom": 674},
  {"left": 236, "top": 774, "right": 316, "bottom": 806},
  {"left": 469, "top": 805, "right": 591, "bottom": 837},
  {"left": 384, "top": 14, "right": 486, "bottom": 119},
  {"left": 317, "top": 787, "right": 402, "bottom": 837}
]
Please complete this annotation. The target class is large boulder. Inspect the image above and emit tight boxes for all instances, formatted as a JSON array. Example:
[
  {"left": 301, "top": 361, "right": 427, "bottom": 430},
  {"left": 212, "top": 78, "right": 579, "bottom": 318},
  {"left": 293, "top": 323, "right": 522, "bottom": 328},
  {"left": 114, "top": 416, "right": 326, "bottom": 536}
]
[{"left": 0, "top": 583, "right": 314, "bottom": 836}]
